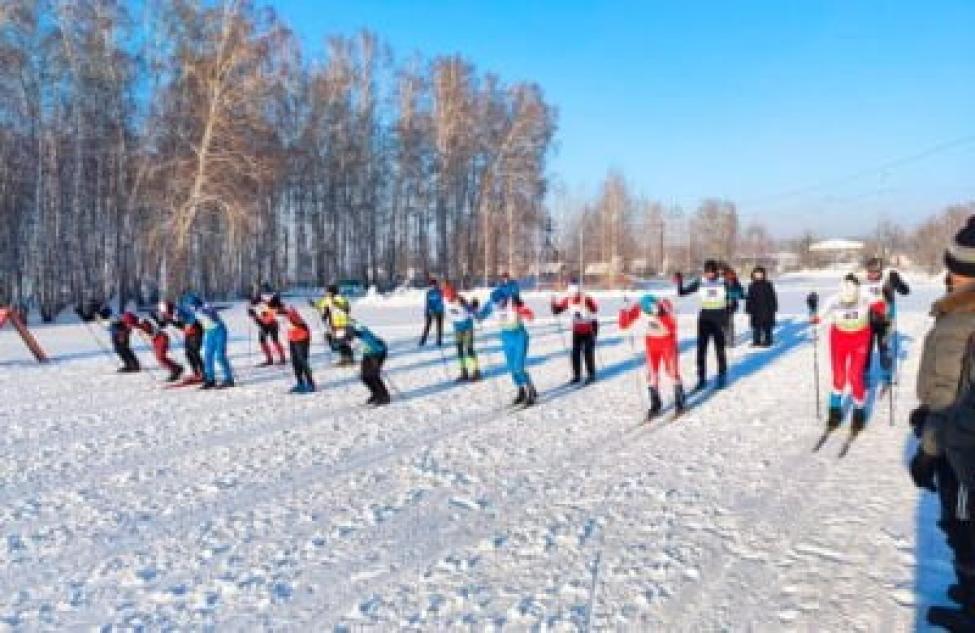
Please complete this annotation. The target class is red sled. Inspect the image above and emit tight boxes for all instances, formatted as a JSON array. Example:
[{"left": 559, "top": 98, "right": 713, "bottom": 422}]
[{"left": 0, "top": 307, "right": 48, "bottom": 363}]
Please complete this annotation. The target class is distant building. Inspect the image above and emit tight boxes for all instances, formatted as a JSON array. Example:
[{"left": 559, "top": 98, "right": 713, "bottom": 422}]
[{"left": 809, "top": 238, "right": 865, "bottom": 267}]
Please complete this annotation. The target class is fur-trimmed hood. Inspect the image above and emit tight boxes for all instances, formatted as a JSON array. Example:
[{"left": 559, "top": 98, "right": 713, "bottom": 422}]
[{"left": 932, "top": 281, "right": 975, "bottom": 317}]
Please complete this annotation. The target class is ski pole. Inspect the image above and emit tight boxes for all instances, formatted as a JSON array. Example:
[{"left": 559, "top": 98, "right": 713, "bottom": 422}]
[
  {"left": 806, "top": 292, "right": 821, "bottom": 421},
  {"left": 889, "top": 315, "right": 897, "bottom": 426},
  {"left": 81, "top": 320, "right": 116, "bottom": 365}
]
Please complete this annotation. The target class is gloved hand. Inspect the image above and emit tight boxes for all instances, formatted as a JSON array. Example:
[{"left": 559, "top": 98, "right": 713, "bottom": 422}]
[
  {"left": 909, "top": 406, "right": 929, "bottom": 438},
  {"left": 673, "top": 272, "right": 683, "bottom": 286},
  {"left": 909, "top": 449, "right": 937, "bottom": 492},
  {"left": 889, "top": 270, "right": 902, "bottom": 286},
  {"left": 247, "top": 307, "right": 256, "bottom": 318}
]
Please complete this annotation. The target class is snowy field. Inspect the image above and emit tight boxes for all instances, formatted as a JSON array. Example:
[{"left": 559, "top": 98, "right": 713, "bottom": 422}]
[{"left": 0, "top": 275, "right": 955, "bottom": 630}]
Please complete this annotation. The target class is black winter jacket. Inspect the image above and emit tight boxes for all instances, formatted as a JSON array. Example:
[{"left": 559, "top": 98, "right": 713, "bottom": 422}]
[{"left": 745, "top": 279, "right": 778, "bottom": 325}]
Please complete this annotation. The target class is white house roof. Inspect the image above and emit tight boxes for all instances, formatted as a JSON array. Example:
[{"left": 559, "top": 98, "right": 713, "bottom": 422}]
[{"left": 809, "top": 239, "right": 865, "bottom": 252}]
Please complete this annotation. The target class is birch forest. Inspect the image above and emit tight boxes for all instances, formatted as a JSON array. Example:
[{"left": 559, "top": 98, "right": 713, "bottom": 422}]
[{"left": 0, "top": 0, "right": 557, "bottom": 319}]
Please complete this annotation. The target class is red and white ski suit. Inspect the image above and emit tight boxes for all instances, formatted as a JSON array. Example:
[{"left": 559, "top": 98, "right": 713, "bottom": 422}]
[
  {"left": 619, "top": 299, "right": 680, "bottom": 388},
  {"left": 818, "top": 296, "right": 881, "bottom": 406}
]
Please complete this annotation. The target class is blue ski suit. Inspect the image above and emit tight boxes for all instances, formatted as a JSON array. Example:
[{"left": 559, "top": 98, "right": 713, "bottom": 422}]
[
  {"left": 181, "top": 294, "right": 233, "bottom": 383},
  {"left": 477, "top": 299, "right": 534, "bottom": 387}
]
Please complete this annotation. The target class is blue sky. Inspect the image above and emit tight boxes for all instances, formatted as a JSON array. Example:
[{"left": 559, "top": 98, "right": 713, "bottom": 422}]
[{"left": 268, "top": 0, "right": 975, "bottom": 237}]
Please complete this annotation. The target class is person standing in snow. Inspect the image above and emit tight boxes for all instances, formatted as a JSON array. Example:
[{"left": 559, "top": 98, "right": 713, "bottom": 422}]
[
  {"left": 350, "top": 320, "right": 390, "bottom": 406},
  {"left": 443, "top": 284, "right": 481, "bottom": 381},
  {"left": 477, "top": 284, "right": 537, "bottom": 406},
  {"left": 419, "top": 277, "right": 445, "bottom": 347},
  {"left": 136, "top": 317, "right": 183, "bottom": 382},
  {"left": 181, "top": 293, "right": 234, "bottom": 389},
  {"left": 76, "top": 302, "right": 141, "bottom": 372},
  {"left": 313, "top": 285, "right": 354, "bottom": 366},
  {"left": 745, "top": 266, "right": 778, "bottom": 347},
  {"left": 154, "top": 300, "right": 205, "bottom": 384},
  {"left": 810, "top": 274, "right": 874, "bottom": 433},
  {"left": 722, "top": 263, "right": 745, "bottom": 346},
  {"left": 550, "top": 282, "right": 599, "bottom": 385},
  {"left": 862, "top": 256, "right": 910, "bottom": 385},
  {"left": 280, "top": 304, "right": 315, "bottom": 393},
  {"left": 248, "top": 287, "right": 287, "bottom": 366},
  {"left": 619, "top": 294, "right": 685, "bottom": 418},
  {"left": 909, "top": 217, "right": 975, "bottom": 629},
  {"left": 676, "top": 259, "right": 737, "bottom": 390}
]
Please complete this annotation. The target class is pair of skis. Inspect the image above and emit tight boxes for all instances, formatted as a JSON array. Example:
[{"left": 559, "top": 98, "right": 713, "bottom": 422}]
[{"left": 812, "top": 382, "right": 890, "bottom": 457}]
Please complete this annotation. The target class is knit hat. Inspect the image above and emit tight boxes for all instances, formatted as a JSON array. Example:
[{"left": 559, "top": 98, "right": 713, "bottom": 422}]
[{"left": 945, "top": 216, "right": 975, "bottom": 277}]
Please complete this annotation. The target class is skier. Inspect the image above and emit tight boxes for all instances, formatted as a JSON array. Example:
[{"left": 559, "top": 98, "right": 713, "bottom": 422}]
[
  {"left": 349, "top": 320, "right": 390, "bottom": 406},
  {"left": 862, "top": 256, "right": 910, "bottom": 385},
  {"left": 722, "top": 264, "right": 745, "bottom": 346},
  {"left": 745, "top": 266, "right": 778, "bottom": 347},
  {"left": 810, "top": 274, "right": 875, "bottom": 433},
  {"left": 419, "top": 277, "right": 444, "bottom": 347},
  {"left": 550, "top": 282, "right": 599, "bottom": 384},
  {"left": 181, "top": 293, "right": 234, "bottom": 389},
  {"left": 280, "top": 304, "right": 315, "bottom": 393},
  {"left": 909, "top": 216, "right": 975, "bottom": 629},
  {"left": 248, "top": 288, "right": 286, "bottom": 366},
  {"left": 155, "top": 300, "right": 205, "bottom": 384},
  {"left": 444, "top": 284, "right": 481, "bottom": 381},
  {"left": 313, "top": 285, "right": 354, "bottom": 366},
  {"left": 676, "top": 259, "right": 736, "bottom": 390},
  {"left": 136, "top": 317, "right": 184, "bottom": 382},
  {"left": 618, "top": 294, "right": 685, "bottom": 419},
  {"left": 76, "top": 302, "right": 140, "bottom": 372},
  {"left": 477, "top": 283, "right": 537, "bottom": 406}
]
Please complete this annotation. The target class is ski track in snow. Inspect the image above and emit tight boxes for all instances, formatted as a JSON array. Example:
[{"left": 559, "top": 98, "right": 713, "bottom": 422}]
[{"left": 0, "top": 285, "right": 950, "bottom": 630}]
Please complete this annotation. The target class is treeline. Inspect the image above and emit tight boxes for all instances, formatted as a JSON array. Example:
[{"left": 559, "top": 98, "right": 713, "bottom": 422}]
[{"left": 0, "top": 0, "right": 556, "bottom": 319}]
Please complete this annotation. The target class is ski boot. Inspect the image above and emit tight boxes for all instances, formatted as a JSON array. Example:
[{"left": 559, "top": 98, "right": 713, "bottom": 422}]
[
  {"left": 716, "top": 373, "right": 727, "bottom": 390},
  {"left": 455, "top": 369, "right": 470, "bottom": 383},
  {"left": 568, "top": 375, "right": 582, "bottom": 385},
  {"left": 584, "top": 375, "right": 596, "bottom": 386},
  {"left": 306, "top": 380, "right": 316, "bottom": 393},
  {"left": 693, "top": 377, "right": 707, "bottom": 393},
  {"left": 512, "top": 386, "right": 527, "bottom": 407},
  {"left": 471, "top": 369, "right": 482, "bottom": 382},
  {"left": 166, "top": 366, "right": 183, "bottom": 382},
  {"left": 257, "top": 359, "right": 273, "bottom": 368},
  {"left": 674, "top": 383, "right": 687, "bottom": 415},
  {"left": 827, "top": 406, "right": 843, "bottom": 431},
  {"left": 366, "top": 393, "right": 379, "bottom": 406},
  {"left": 289, "top": 383, "right": 306, "bottom": 394},
  {"left": 525, "top": 383, "right": 538, "bottom": 406},
  {"left": 850, "top": 407, "right": 866, "bottom": 435},
  {"left": 217, "top": 378, "right": 235, "bottom": 389},
  {"left": 647, "top": 387, "right": 663, "bottom": 420},
  {"left": 200, "top": 380, "right": 217, "bottom": 390}
]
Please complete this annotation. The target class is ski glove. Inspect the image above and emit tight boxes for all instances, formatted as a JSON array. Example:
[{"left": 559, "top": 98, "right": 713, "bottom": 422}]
[
  {"left": 909, "top": 406, "right": 929, "bottom": 438},
  {"left": 909, "top": 449, "right": 938, "bottom": 492}
]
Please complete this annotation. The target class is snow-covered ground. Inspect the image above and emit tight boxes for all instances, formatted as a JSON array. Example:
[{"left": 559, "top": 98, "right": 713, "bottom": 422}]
[{"left": 0, "top": 276, "right": 955, "bottom": 630}]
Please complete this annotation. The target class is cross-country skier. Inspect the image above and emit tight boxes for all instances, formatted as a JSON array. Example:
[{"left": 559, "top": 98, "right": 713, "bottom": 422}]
[
  {"left": 722, "top": 263, "right": 745, "bottom": 346},
  {"left": 349, "top": 320, "right": 390, "bottom": 406},
  {"left": 248, "top": 288, "right": 286, "bottom": 366},
  {"left": 280, "top": 305, "right": 315, "bottom": 393},
  {"left": 181, "top": 293, "right": 234, "bottom": 389},
  {"left": 810, "top": 274, "right": 875, "bottom": 433},
  {"left": 551, "top": 282, "right": 599, "bottom": 384},
  {"left": 154, "top": 300, "right": 205, "bottom": 384},
  {"left": 313, "top": 285, "right": 354, "bottom": 366},
  {"left": 75, "top": 302, "right": 140, "bottom": 372},
  {"left": 745, "top": 266, "right": 778, "bottom": 347},
  {"left": 419, "top": 277, "right": 444, "bottom": 347},
  {"left": 477, "top": 283, "right": 537, "bottom": 406},
  {"left": 676, "top": 259, "right": 739, "bottom": 390},
  {"left": 908, "top": 216, "right": 975, "bottom": 629},
  {"left": 862, "top": 256, "right": 910, "bottom": 385},
  {"left": 444, "top": 284, "right": 481, "bottom": 381},
  {"left": 619, "top": 294, "right": 686, "bottom": 418},
  {"left": 136, "top": 317, "right": 184, "bottom": 382}
]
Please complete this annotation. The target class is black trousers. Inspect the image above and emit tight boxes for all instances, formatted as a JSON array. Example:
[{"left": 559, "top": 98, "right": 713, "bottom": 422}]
[
  {"left": 258, "top": 321, "right": 280, "bottom": 344},
  {"left": 865, "top": 319, "right": 892, "bottom": 375},
  {"left": 112, "top": 332, "right": 140, "bottom": 370},
  {"left": 571, "top": 331, "right": 596, "bottom": 379},
  {"left": 752, "top": 320, "right": 774, "bottom": 347},
  {"left": 361, "top": 353, "right": 390, "bottom": 400},
  {"left": 327, "top": 328, "right": 354, "bottom": 362},
  {"left": 420, "top": 311, "right": 444, "bottom": 346},
  {"left": 697, "top": 318, "right": 727, "bottom": 381},
  {"left": 184, "top": 331, "right": 205, "bottom": 376},
  {"left": 289, "top": 339, "right": 314, "bottom": 387}
]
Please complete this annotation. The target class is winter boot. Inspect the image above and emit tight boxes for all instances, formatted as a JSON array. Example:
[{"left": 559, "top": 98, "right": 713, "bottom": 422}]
[
  {"left": 525, "top": 383, "right": 538, "bottom": 406},
  {"left": 289, "top": 383, "right": 306, "bottom": 394},
  {"left": 647, "top": 387, "right": 663, "bottom": 420},
  {"left": 675, "top": 383, "right": 687, "bottom": 414},
  {"left": 716, "top": 373, "right": 727, "bottom": 390},
  {"left": 693, "top": 377, "right": 707, "bottom": 393},
  {"left": 200, "top": 379, "right": 216, "bottom": 390},
  {"left": 167, "top": 365, "right": 184, "bottom": 382},
  {"left": 569, "top": 374, "right": 581, "bottom": 385},
  {"left": 851, "top": 408, "right": 867, "bottom": 435},
  {"left": 217, "top": 378, "right": 235, "bottom": 389},
  {"left": 827, "top": 407, "right": 843, "bottom": 431},
  {"left": 258, "top": 343, "right": 273, "bottom": 367},
  {"left": 456, "top": 368, "right": 470, "bottom": 383},
  {"left": 471, "top": 369, "right": 482, "bottom": 381},
  {"left": 512, "top": 386, "right": 527, "bottom": 407},
  {"left": 584, "top": 374, "right": 597, "bottom": 386}
]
